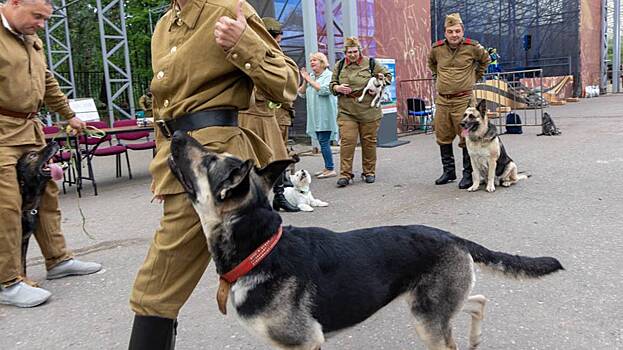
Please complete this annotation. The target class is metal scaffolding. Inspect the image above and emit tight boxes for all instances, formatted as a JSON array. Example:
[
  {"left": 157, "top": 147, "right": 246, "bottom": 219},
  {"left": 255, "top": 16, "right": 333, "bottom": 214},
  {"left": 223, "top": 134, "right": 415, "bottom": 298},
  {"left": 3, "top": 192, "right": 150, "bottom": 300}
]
[
  {"left": 96, "top": 0, "right": 135, "bottom": 124},
  {"left": 44, "top": 0, "right": 76, "bottom": 99}
]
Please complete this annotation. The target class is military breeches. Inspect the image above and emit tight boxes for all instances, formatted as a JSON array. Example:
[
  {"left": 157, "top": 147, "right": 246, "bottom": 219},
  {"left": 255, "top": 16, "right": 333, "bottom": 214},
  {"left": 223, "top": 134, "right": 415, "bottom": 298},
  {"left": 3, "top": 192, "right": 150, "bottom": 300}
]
[
  {"left": 130, "top": 192, "right": 210, "bottom": 319},
  {"left": 0, "top": 145, "right": 72, "bottom": 286},
  {"left": 279, "top": 124, "right": 289, "bottom": 149},
  {"left": 433, "top": 95, "right": 471, "bottom": 147},
  {"left": 337, "top": 119, "right": 381, "bottom": 179},
  {"left": 239, "top": 114, "right": 289, "bottom": 166}
]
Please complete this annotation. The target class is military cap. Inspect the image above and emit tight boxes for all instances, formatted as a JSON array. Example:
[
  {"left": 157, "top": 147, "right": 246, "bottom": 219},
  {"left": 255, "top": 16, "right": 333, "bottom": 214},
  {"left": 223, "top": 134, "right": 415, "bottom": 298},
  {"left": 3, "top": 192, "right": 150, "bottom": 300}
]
[
  {"left": 344, "top": 36, "right": 361, "bottom": 49},
  {"left": 262, "top": 17, "right": 282, "bottom": 33},
  {"left": 445, "top": 13, "right": 463, "bottom": 27}
]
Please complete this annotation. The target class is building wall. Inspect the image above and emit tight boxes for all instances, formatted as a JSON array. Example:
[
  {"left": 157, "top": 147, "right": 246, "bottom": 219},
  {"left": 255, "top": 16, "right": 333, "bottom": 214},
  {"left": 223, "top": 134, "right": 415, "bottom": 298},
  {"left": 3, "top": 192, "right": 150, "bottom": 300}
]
[
  {"left": 579, "top": 0, "right": 602, "bottom": 94},
  {"left": 374, "top": 0, "right": 432, "bottom": 131}
]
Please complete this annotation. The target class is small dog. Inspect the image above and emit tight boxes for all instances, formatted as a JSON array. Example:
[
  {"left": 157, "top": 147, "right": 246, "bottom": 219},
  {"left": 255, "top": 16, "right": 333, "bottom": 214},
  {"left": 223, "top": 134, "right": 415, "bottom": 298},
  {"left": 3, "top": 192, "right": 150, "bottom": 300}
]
[
  {"left": 283, "top": 169, "right": 328, "bottom": 212},
  {"left": 16, "top": 141, "right": 61, "bottom": 279},
  {"left": 358, "top": 74, "right": 387, "bottom": 108},
  {"left": 168, "top": 131, "right": 563, "bottom": 350},
  {"left": 461, "top": 100, "right": 528, "bottom": 192}
]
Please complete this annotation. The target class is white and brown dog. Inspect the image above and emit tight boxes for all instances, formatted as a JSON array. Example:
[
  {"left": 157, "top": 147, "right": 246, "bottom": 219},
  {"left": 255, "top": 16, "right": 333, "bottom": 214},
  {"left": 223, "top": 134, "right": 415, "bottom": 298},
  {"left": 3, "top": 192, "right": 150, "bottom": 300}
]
[
  {"left": 358, "top": 73, "right": 388, "bottom": 108},
  {"left": 283, "top": 170, "right": 328, "bottom": 212},
  {"left": 460, "top": 100, "right": 528, "bottom": 192}
]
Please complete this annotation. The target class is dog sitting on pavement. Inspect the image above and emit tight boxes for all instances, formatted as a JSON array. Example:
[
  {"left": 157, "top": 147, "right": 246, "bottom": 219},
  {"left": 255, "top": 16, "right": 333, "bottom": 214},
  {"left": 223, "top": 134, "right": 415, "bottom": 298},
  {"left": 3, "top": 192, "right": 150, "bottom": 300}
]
[
  {"left": 167, "top": 131, "right": 563, "bottom": 350},
  {"left": 460, "top": 100, "right": 528, "bottom": 192},
  {"left": 283, "top": 169, "right": 328, "bottom": 212},
  {"left": 358, "top": 73, "right": 388, "bottom": 108}
]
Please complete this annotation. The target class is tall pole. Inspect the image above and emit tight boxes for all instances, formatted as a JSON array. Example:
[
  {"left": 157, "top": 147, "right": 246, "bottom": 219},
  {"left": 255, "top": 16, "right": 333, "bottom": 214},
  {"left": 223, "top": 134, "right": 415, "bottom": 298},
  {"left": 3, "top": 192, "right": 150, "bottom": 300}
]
[
  {"left": 614, "top": 0, "right": 621, "bottom": 93},
  {"left": 601, "top": 0, "right": 608, "bottom": 93},
  {"left": 324, "top": 0, "right": 336, "bottom": 67},
  {"left": 302, "top": 0, "right": 319, "bottom": 72},
  {"left": 342, "top": 0, "right": 358, "bottom": 38}
]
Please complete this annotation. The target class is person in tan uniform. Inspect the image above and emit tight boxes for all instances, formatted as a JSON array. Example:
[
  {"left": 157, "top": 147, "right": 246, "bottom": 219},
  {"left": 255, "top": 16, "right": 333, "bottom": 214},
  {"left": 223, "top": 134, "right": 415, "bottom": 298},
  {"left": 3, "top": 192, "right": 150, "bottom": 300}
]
[
  {"left": 0, "top": 0, "right": 102, "bottom": 308},
  {"left": 330, "top": 37, "right": 391, "bottom": 187},
  {"left": 428, "top": 13, "right": 490, "bottom": 189},
  {"left": 127, "top": 1, "right": 299, "bottom": 348},
  {"left": 238, "top": 16, "right": 299, "bottom": 212},
  {"left": 138, "top": 89, "right": 152, "bottom": 118}
]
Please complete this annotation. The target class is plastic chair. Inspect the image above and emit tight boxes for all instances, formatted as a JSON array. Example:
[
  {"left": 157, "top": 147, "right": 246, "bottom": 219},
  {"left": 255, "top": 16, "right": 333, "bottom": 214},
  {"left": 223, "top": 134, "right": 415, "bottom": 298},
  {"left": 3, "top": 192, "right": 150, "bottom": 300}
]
[
  {"left": 113, "top": 119, "right": 156, "bottom": 156},
  {"left": 407, "top": 98, "right": 433, "bottom": 133},
  {"left": 79, "top": 121, "right": 132, "bottom": 196}
]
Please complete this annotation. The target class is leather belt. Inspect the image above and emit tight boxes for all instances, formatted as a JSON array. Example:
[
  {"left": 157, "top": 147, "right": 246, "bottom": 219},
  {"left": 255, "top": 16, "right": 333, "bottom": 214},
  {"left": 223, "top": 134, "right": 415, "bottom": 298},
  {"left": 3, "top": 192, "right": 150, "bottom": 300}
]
[
  {"left": 0, "top": 107, "right": 38, "bottom": 119},
  {"left": 438, "top": 91, "right": 471, "bottom": 99},
  {"left": 156, "top": 109, "right": 238, "bottom": 138}
]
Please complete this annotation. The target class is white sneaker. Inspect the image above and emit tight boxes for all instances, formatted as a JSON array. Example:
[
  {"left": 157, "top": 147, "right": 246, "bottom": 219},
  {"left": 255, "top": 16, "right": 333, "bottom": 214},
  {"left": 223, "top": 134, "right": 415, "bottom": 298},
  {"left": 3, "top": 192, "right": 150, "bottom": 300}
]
[
  {"left": 0, "top": 281, "right": 51, "bottom": 308},
  {"left": 47, "top": 259, "right": 102, "bottom": 280}
]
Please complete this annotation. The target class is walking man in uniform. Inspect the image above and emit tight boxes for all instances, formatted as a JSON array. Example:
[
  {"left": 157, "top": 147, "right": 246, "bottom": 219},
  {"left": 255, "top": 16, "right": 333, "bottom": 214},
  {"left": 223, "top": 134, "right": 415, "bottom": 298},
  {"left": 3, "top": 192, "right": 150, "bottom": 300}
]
[
  {"left": 428, "top": 13, "right": 490, "bottom": 189},
  {"left": 330, "top": 37, "right": 391, "bottom": 187},
  {"left": 239, "top": 16, "right": 300, "bottom": 212},
  {"left": 127, "top": 1, "right": 299, "bottom": 348},
  {"left": 0, "top": 0, "right": 102, "bottom": 308}
]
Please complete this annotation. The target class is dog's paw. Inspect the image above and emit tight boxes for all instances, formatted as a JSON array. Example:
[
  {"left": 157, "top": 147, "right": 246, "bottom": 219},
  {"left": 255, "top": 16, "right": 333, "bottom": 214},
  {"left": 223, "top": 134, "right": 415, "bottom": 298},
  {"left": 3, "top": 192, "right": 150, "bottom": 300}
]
[
  {"left": 501, "top": 181, "right": 512, "bottom": 187},
  {"left": 467, "top": 185, "right": 480, "bottom": 192},
  {"left": 300, "top": 204, "right": 314, "bottom": 212},
  {"left": 486, "top": 184, "right": 496, "bottom": 192},
  {"left": 314, "top": 201, "right": 328, "bottom": 207}
]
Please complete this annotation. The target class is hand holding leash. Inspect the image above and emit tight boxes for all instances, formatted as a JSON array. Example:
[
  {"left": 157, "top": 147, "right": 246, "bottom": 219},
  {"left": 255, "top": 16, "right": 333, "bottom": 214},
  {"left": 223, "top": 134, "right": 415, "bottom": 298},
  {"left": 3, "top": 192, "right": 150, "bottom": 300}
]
[
  {"left": 67, "top": 117, "right": 86, "bottom": 134},
  {"left": 215, "top": 0, "right": 247, "bottom": 51}
]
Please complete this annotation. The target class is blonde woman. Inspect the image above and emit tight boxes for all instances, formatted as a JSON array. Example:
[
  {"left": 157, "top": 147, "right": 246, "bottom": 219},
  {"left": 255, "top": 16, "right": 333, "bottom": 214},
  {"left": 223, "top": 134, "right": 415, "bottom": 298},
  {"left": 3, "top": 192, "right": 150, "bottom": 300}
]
[{"left": 298, "top": 52, "right": 339, "bottom": 178}]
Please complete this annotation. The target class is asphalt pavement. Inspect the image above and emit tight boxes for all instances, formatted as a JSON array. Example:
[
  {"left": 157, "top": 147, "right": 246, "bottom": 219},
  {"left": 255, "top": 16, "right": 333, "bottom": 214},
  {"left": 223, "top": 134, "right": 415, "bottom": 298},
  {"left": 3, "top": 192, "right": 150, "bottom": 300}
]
[{"left": 1, "top": 95, "right": 622, "bottom": 349}]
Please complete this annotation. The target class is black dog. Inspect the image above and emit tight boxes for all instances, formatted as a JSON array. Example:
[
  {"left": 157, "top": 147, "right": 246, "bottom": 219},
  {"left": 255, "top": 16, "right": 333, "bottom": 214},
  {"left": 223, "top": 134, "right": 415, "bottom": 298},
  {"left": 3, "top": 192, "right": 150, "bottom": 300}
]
[
  {"left": 16, "top": 141, "right": 61, "bottom": 279},
  {"left": 168, "top": 131, "right": 564, "bottom": 350}
]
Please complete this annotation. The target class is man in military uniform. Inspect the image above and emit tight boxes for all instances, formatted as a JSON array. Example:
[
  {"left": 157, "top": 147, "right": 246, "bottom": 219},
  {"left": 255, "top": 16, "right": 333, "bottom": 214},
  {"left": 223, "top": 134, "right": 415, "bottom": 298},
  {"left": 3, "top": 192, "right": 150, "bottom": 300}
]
[
  {"left": 127, "top": 1, "right": 299, "bottom": 348},
  {"left": 238, "top": 16, "right": 299, "bottom": 212},
  {"left": 427, "top": 13, "right": 490, "bottom": 189},
  {"left": 138, "top": 89, "right": 153, "bottom": 118},
  {"left": 0, "top": 0, "right": 102, "bottom": 308},
  {"left": 330, "top": 37, "right": 391, "bottom": 187}
]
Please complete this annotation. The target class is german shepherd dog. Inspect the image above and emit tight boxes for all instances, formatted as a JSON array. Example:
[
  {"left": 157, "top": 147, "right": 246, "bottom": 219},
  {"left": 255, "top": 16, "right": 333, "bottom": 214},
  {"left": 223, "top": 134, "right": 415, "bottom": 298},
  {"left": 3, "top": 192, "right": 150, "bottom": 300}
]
[
  {"left": 168, "top": 131, "right": 563, "bottom": 350},
  {"left": 16, "top": 141, "right": 61, "bottom": 279},
  {"left": 460, "top": 100, "right": 528, "bottom": 193}
]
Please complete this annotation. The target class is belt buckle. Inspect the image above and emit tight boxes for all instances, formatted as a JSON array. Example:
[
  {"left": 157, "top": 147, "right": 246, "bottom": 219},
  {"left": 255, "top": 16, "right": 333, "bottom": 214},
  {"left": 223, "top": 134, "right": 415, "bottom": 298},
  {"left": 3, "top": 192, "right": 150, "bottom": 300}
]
[{"left": 156, "top": 120, "right": 172, "bottom": 138}]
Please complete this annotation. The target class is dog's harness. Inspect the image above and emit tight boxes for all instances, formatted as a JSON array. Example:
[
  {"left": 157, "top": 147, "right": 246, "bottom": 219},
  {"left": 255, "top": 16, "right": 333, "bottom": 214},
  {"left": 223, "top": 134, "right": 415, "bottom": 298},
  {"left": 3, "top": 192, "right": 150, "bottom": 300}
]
[{"left": 216, "top": 225, "right": 283, "bottom": 315}]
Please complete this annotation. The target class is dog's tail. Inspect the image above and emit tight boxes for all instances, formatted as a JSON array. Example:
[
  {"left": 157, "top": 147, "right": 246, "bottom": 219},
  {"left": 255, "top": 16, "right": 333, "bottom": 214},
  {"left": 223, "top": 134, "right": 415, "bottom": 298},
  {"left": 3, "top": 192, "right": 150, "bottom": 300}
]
[
  {"left": 517, "top": 171, "right": 531, "bottom": 181},
  {"left": 455, "top": 237, "right": 564, "bottom": 279}
]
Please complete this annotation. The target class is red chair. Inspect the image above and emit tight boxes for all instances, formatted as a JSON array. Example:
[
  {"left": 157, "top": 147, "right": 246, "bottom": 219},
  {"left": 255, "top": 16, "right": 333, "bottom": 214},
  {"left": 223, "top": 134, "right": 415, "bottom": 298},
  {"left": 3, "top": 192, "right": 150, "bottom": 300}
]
[
  {"left": 80, "top": 121, "right": 132, "bottom": 196},
  {"left": 112, "top": 119, "right": 156, "bottom": 156}
]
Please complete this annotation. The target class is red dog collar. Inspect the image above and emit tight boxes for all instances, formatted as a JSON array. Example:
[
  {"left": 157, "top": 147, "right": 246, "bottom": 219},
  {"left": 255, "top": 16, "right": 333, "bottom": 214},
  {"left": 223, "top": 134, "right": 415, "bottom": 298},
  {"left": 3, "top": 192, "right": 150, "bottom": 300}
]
[{"left": 220, "top": 226, "right": 283, "bottom": 284}]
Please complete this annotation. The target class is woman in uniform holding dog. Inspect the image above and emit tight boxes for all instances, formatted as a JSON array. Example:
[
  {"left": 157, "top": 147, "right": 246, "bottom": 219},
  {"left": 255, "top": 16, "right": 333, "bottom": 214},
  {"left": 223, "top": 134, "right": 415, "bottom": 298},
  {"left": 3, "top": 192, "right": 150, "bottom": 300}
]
[
  {"left": 127, "top": 1, "right": 299, "bottom": 348},
  {"left": 330, "top": 37, "right": 391, "bottom": 187}
]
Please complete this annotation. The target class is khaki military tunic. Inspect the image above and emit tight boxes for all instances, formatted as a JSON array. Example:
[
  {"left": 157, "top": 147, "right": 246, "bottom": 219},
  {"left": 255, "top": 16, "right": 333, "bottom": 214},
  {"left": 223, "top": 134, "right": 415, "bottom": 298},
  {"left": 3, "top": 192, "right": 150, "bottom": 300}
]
[
  {"left": 130, "top": 0, "right": 299, "bottom": 319},
  {"left": 428, "top": 38, "right": 490, "bottom": 146},
  {"left": 0, "top": 10, "right": 74, "bottom": 285},
  {"left": 239, "top": 89, "right": 289, "bottom": 165},
  {"left": 330, "top": 57, "right": 391, "bottom": 123},
  {"left": 274, "top": 103, "right": 293, "bottom": 148},
  {"left": 147, "top": 0, "right": 299, "bottom": 196},
  {"left": 138, "top": 94, "right": 152, "bottom": 118}
]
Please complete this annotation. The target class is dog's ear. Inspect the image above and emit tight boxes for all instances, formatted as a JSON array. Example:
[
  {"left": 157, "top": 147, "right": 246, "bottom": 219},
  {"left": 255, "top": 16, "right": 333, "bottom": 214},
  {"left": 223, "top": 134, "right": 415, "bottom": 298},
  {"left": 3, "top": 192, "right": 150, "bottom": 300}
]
[
  {"left": 218, "top": 159, "right": 253, "bottom": 201},
  {"left": 255, "top": 157, "right": 298, "bottom": 188},
  {"left": 476, "top": 99, "right": 487, "bottom": 116}
]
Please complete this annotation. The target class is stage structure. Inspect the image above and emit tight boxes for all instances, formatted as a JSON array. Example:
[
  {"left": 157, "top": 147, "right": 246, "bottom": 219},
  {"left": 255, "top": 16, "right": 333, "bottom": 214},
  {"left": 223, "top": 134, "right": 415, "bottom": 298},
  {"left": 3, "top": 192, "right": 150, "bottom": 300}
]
[{"left": 44, "top": 0, "right": 76, "bottom": 99}]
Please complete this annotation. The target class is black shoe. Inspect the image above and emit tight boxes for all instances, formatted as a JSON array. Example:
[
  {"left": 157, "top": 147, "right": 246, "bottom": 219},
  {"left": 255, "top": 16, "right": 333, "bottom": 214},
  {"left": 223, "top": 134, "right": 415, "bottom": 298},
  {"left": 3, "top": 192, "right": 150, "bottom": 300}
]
[
  {"left": 336, "top": 177, "right": 351, "bottom": 187},
  {"left": 361, "top": 174, "right": 376, "bottom": 183},
  {"left": 435, "top": 144, "right": 456, "bottom": 185},
  {"left": 129, "top": 315, "right": 177, "bottom": 350},
  {"left": 272, "top": 192, "right": 300, "bottom": 212},
  {"left": 458, "top": 147, "right": 473, "bottom": 189}
]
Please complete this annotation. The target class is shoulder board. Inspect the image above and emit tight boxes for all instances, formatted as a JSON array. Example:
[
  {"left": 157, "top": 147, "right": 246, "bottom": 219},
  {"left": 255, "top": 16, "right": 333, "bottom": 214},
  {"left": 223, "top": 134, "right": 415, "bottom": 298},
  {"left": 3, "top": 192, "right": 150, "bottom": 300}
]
[
  {"left": 464, "top": 38, "right": 478, "bottom": 46},
  {"left": 432, "top": 40, "right": 445, "bottom": 48}
]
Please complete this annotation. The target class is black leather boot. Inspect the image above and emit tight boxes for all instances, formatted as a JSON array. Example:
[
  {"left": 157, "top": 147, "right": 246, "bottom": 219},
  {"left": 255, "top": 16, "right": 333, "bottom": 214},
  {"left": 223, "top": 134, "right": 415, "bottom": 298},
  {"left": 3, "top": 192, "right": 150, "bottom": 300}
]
[
  {"left": 128, "top": 315, "right": 177, "bottom": 350},
  {"left": 458, "top": 147, "right": 473, "bottom": 189},
  {"left": 272, "top": 172, "right": 300, "bottom": 212},
  {"left": 435, "top": 144, "right": 457, "bottom": 185}
]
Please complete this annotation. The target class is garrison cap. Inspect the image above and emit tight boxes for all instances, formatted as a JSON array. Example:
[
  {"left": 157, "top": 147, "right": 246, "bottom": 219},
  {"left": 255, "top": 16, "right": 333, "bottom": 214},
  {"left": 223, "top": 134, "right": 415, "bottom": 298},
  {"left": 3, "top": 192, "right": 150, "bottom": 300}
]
[
  {"left": 445, "top": 13, "right": 463, "bottom": 27},
  {"left": 344, "top": 36, "right": 361, "bottom": 50},
  {"left": 262, "top": 17, "right": 282, "bottom": 33}
]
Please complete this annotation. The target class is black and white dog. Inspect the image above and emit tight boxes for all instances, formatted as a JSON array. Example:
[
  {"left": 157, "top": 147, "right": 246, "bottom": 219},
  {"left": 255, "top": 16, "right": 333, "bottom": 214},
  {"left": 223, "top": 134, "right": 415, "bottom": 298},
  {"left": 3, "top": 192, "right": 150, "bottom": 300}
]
[
  {"left": 168, "top": 131, "right": 563, "bottom": 350},
  {"left": 16, "top": 141, "right": 61, "bottom": 280}
]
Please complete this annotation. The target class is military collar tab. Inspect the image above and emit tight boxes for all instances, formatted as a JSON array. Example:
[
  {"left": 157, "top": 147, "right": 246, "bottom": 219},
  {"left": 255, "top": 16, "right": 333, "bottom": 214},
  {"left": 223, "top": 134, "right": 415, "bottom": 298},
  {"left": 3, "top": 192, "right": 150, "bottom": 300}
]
[{"left": 171, "top": 0, "right": 205, "bottom": 30}]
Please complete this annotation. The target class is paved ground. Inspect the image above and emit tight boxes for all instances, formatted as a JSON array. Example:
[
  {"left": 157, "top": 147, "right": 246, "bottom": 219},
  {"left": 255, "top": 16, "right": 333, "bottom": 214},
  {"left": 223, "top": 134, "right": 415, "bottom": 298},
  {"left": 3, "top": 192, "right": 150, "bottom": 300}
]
[{"left": 1, "top": 95, "right": 622, "bottom": 349}]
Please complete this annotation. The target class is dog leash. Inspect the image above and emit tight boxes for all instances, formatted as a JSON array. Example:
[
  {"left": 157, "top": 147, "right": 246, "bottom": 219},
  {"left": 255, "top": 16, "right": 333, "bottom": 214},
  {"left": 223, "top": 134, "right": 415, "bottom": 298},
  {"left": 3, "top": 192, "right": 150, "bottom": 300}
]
[{"left": 48, "top": 125, "right": 107, "bottom": 240}]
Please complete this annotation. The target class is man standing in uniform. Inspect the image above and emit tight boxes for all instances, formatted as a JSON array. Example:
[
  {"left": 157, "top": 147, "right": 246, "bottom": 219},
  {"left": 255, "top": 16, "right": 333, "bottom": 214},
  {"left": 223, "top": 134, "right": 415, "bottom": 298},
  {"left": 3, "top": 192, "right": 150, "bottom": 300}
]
[
  {"left": 428, "top": 13, "right": 490, "bottom": 189},
  {"left": 127, "top": 1, "right": 299, "bottom": 348},
  {"left": 0, "top": 0, "right": 102, "bottom": 308},
  {"left": 138, "top": 89, "right": 152, "bottom": 118},
  {"left": 239, "top": 16, "right": 299, "bottom": 212},
  {"left": 330, "top": 37, "right": 391, "bottom": 188}
]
